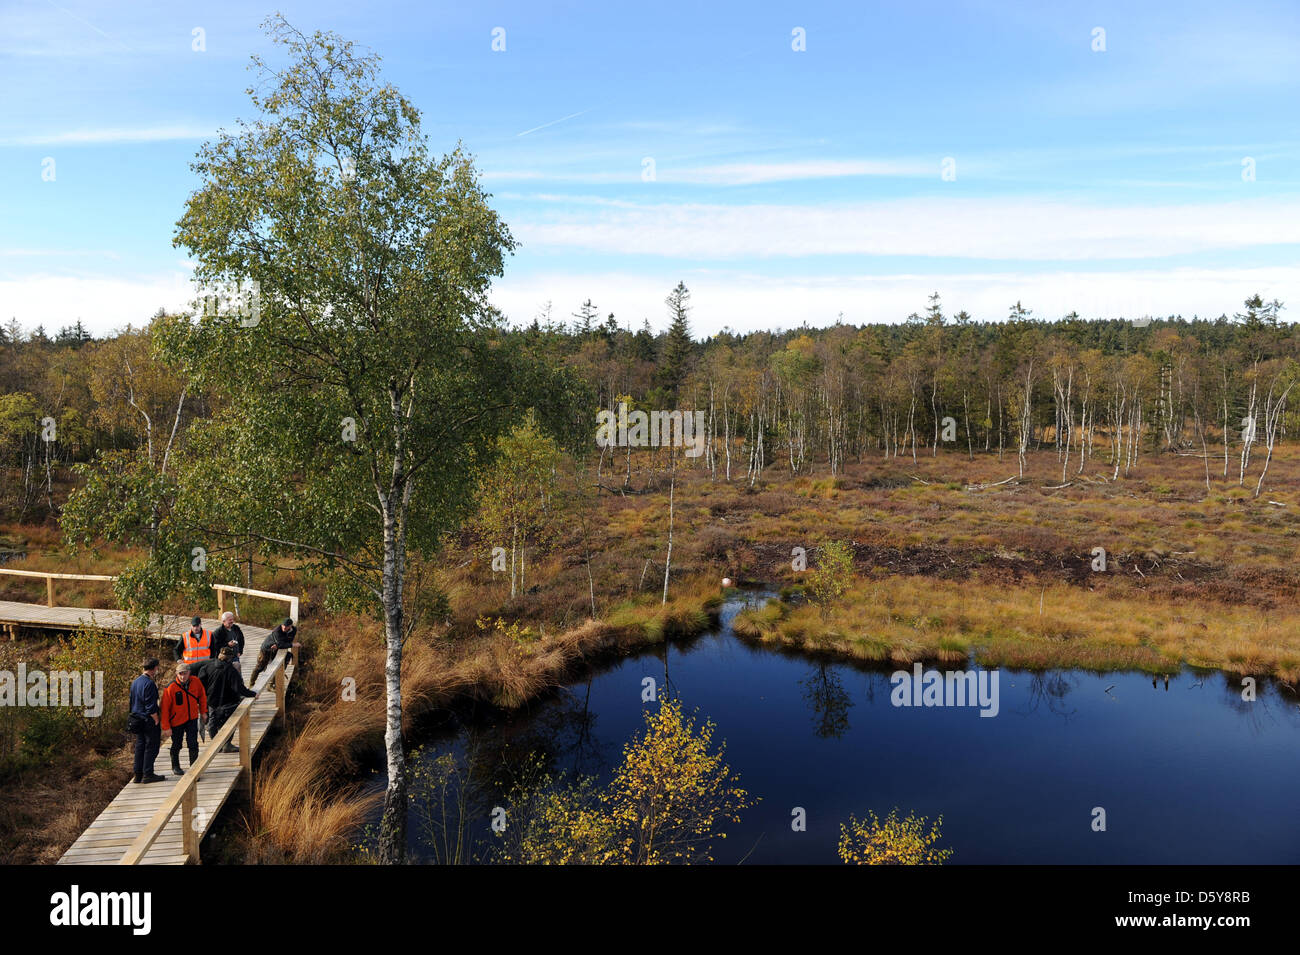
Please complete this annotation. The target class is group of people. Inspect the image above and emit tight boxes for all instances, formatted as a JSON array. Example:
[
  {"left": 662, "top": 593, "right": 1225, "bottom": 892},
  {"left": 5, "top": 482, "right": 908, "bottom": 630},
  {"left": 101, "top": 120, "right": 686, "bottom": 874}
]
[{"left": 127, "top": 613, "right": 300, "bottom": 785}]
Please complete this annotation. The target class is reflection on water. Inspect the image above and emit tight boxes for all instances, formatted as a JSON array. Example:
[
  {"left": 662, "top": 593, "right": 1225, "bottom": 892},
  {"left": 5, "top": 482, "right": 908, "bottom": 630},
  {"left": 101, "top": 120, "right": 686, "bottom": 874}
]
[
  {"left": 799, "top": 664, "right": 854, "bottom": 739},
  {"left": 372, "top": 595, "right": 1300, "bottom": 864}
]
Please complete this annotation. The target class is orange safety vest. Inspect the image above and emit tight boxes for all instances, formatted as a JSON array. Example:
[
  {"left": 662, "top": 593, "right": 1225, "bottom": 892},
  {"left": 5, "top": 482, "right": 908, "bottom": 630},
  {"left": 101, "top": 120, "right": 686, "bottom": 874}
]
[{"left": 181, "top": 628, "right": 211, "bottom": 663}]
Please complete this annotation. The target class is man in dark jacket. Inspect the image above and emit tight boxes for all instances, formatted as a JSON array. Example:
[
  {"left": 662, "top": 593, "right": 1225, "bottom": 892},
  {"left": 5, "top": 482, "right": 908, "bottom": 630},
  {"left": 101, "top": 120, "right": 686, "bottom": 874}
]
[
  {"left": 207, "top": 647, "right": 256, "bottom": 753},
  {"left": 211, "top": 611, "right": 245, "bottom": 663},
  {"left": 128, "top": 658, "right": 165, "bottom": 784},
  {"left": 249, "top": 618, "right": 299, "bottom": 685},
  {"left": 187, "top": 656, "right": 217, "bottom": 692}
]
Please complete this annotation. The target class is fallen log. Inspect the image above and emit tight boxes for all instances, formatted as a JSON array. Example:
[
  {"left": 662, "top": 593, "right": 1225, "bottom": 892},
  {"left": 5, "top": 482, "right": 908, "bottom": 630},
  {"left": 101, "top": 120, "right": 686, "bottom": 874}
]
[{"left": 965, "top": 475, "right": 1019, "bottom": 491}]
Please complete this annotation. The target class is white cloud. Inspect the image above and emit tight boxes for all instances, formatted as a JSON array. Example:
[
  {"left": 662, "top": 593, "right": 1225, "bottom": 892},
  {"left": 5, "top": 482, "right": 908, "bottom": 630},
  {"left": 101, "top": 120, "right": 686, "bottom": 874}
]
[
  {"left": 491, "top": 267, "right": 1300, "bottom": 336},
  {"left": 665, "top": 160, "right": 931, "bottom": 185},
  {"left": 0, "top": 272, "right": 197, "bottom": 335},
  {"left": 0, "top": 125, "right": 215, "bottom": 147},
  {"left": 0, "top": 248, "right": 120, "bottom": 259},
  {"left": 512, "top": 195, "right": 1300, "bottom": 261},
  {"left": 482, "top": 158, "right": 929, "bottom": 186},
  {"left": 5, "top": 264, "right": 1292, "bottom": 339}
]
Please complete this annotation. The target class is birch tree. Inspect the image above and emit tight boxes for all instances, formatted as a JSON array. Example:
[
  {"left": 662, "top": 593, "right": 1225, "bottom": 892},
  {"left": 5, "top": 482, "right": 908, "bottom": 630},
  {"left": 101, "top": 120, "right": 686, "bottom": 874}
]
[{"left": 162, "top": 17, "right": 536, "bottom": 864}]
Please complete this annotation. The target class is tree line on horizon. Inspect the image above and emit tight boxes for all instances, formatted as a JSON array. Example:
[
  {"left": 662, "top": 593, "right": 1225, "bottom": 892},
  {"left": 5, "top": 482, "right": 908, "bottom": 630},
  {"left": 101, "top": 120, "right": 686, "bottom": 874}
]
[
  {"left": 2, "top": 288, "right": 1298, "bottom": 524},
  {"left": 523, "top": 287, "right": 1298, "bottom": 492}
]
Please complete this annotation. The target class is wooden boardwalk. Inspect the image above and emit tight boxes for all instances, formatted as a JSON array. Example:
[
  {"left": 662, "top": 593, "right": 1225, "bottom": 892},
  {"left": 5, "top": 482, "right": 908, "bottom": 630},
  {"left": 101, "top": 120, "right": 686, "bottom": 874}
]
[
  {"left": 0, "top": 576, "right": 298, "bottom": 865},
  {"left": 0, "top": 602, "right": 215, "bottom": 639}
]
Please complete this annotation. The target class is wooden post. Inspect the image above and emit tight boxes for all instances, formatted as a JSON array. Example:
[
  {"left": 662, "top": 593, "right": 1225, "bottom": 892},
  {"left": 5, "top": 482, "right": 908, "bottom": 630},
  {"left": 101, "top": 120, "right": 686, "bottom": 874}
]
[
  {"left": 45, "top": 576, "right": 54, "bottom": 608},
  {"left": 274, "top": 658, "right": 285, "bottom": 720},
  {"left": 216, "top": 587, "right": 225, "bottom": 615},
  {"left": 181, "top": 784, "right": 199, "bottom": 863},
  {"left": 239, "top": 708, "right": 252, "bottom": 800}
]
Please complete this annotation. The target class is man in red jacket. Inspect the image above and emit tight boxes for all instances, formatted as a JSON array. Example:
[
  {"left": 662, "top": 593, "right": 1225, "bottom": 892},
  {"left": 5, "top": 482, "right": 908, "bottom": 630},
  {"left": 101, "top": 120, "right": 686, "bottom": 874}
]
[{"left": 160, "top": 663, "right": 208, "bottom": 776}]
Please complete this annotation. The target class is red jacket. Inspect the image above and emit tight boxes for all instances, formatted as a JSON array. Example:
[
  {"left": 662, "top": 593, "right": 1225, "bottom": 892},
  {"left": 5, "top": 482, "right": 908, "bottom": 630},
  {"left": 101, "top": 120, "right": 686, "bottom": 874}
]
[{"left": 160, "top": 676, "right": 207, "bottom": 730}]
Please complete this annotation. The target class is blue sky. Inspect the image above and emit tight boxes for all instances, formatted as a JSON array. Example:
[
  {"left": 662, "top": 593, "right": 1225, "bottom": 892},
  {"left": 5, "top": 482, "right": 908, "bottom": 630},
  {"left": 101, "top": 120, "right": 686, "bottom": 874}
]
[{"left": 1, "top": 0, "right": 1297, "bottom": 337}]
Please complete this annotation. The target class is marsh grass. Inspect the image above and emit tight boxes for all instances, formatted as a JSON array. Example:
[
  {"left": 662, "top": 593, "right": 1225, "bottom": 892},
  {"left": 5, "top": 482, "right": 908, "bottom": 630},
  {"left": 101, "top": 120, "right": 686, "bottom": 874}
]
[
  {"left": 7, "top": 446, "right": 1299, "bottom": 862},
  {"left": 734, "top": 575, "right": 1300, "bottom": 680}
]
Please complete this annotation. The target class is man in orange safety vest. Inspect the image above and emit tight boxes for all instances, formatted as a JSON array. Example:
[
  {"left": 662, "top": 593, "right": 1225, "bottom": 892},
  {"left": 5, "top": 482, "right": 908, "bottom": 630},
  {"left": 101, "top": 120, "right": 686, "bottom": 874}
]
[{"left": 176, "top": 616, "right": 212, "bottom": 665}]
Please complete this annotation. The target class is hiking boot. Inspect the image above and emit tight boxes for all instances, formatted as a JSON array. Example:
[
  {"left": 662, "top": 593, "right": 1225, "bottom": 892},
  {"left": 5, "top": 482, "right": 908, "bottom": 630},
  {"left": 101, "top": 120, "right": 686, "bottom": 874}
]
[
  {"left": 141, "top": 773, "right": 167, "bottom": 784},
  {"left": 221, "top": 744, "right": 239, "bottom": 754},
  {"left": 132, "top": 774, "right": 142, "bottom": 784},
  {"left": 171, "top": 756, "right": 185, "bottom": 776}
]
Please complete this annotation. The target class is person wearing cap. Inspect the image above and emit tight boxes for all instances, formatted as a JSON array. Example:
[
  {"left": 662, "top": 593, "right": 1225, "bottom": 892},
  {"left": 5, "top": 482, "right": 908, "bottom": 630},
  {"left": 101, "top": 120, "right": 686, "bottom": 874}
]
[
  {"left": 211, "top": 611, "right": 245, "bottom": 667},
  {"left": 250, "top": 618, "right": 299, "bottom": 685},
  {"left": 207, "top": 647, "right": 256, "bottom": 753},
  {"left": 160, "top": 662, "right": 208, "bottom": 776},
  {"left": 175, "top": 615, "right": 212, "bottom": 665},
  {"left": 128, "top": 658, "right": 166, "bottom": 784}
]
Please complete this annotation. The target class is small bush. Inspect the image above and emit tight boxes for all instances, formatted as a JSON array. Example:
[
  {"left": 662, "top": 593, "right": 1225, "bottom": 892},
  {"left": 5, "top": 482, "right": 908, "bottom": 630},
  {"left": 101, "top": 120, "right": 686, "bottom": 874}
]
[
  {"left": 838, "top": 808, "right": 952, "bottom": 865},
  {"left": 807, "top": 541, "right": 855, "bottom": 611}
]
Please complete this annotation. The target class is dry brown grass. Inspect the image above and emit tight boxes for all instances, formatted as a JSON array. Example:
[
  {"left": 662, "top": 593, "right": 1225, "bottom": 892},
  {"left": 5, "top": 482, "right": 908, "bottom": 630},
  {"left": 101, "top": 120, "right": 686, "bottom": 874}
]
[
  {"left": 736, "top": 575, "right": 1300, "bottom": 683},
  {"left": 0, "top": 740, "right": 131, "bottom": 864},
  {"left": 5, "top": 444, "right": 1297, "bottom": 863}
]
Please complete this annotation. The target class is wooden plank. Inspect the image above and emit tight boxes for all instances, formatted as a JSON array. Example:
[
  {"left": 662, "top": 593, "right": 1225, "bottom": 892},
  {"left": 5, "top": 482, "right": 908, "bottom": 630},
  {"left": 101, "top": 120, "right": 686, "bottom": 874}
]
[
  {"left": 0, "top": 602, "right": 254, "bottom": 641},
  {"left": 49, "top": 605, "right": 296, "bottom": 866}
]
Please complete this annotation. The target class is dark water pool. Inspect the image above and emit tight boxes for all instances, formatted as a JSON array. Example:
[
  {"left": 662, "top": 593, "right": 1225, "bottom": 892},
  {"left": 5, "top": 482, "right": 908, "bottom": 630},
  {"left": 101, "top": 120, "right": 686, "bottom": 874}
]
[{"left": 381, "top": 594, "right": 1300, "bottom": 864}]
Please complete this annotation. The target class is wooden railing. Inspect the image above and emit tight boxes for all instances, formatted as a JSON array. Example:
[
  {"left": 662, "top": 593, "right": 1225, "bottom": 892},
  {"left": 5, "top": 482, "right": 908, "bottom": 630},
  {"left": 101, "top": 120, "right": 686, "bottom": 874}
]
[
  {"left": 214, "top": 583, "right": 299, "bottom": 625},
  {"left": 0, "top": 572, "right": 299, "bottom": 625},
  {"left": 118, "top": 646, "right": 295, "bottom": 865},
  {"left": 0, "top": 567, "right": 117, "bottom": 607}
]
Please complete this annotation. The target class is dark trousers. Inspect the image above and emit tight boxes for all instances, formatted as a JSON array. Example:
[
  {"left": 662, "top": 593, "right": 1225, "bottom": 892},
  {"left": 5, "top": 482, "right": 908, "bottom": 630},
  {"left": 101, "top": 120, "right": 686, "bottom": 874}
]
[
  {"left": 133, "top": 721, "right": 161, "bottom": 778},
  {"left": 250, "top": 647, "right": 290, "bottom": 684},
  {"left": 170, "top": 718, "right": 200, "bottom": 765},
  {"left": 209, "top": 703, "right": 238, "bottom": 743}
]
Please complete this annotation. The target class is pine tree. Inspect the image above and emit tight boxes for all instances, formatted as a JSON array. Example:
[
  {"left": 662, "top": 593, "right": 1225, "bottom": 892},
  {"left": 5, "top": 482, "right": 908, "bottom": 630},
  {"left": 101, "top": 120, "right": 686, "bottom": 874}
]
[
  {"left": 634, "top": 318, "right": 656, "bottom": 363},
  {"left": 572, "top": 298, "right": 599, "bottom": 337},
  {"left": 659, "top": 281, "right": 694, "bottom": 398}
]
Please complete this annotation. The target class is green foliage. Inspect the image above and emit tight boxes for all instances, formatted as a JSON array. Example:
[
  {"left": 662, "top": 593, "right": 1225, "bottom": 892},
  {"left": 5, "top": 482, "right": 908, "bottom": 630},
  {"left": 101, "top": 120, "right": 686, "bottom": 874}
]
[
  {"left": 0, "top": 627, "right": 148, "bottom": 771},
  {"left": 658, "top": 281, "right": 694, "bottom": 398},
  {"left": 49, "top": 626, "right": 150, "bottom": 746},
  {"left": 474, "top": 411, "right": 563, "bottom": 596},
  {"left": 50, "top": 14, "right": 559, "bottom": 625},
  {"left": 808, "top": 540, "right": 855, "bottom": 609},
  {"left": 0, "top": 392, "right": 39, "bottom": 446}
]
